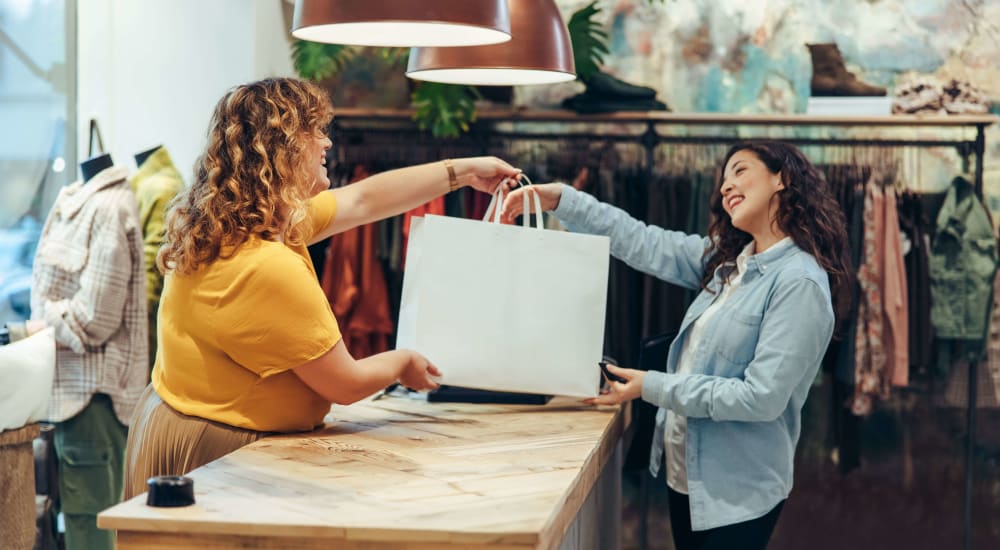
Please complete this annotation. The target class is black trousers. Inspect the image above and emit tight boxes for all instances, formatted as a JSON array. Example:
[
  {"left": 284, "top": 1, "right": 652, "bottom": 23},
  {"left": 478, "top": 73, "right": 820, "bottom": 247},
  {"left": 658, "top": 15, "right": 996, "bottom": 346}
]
[{"left": 668, "top": 488, "right": 784, "bottom": 550}]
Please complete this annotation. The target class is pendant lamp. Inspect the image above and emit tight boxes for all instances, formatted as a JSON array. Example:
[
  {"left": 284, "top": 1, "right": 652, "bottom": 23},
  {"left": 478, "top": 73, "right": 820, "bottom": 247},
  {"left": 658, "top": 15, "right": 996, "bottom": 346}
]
[
  {"left": 406, "top": 0, "right": 576, "bottom": 86},
  {"left": 291, "top": 0, "right": 511, "bottom": 48}
]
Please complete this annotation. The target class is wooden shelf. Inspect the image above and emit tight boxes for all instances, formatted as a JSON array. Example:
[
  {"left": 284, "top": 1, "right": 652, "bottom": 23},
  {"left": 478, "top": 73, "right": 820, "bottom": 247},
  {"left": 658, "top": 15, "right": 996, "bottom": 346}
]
[{"left": 332, "top": 108, "right": 998, "bottom": 128}]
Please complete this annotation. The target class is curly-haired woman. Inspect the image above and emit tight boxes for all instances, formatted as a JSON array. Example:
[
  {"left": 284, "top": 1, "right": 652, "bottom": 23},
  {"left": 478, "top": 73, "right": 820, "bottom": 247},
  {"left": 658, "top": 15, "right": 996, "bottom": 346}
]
[
  {"left": 123, "top": 78, "right": 520, "bottom": 498},
  {"left": 501, "top": 141, "right": 851, "bottom": 550}
]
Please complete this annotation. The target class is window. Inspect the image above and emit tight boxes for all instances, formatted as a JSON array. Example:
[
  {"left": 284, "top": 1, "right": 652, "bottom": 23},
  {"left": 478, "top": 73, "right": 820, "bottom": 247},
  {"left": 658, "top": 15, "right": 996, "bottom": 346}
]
[{"left": 0, "top": 0, "right": 76, "bottom": 324}]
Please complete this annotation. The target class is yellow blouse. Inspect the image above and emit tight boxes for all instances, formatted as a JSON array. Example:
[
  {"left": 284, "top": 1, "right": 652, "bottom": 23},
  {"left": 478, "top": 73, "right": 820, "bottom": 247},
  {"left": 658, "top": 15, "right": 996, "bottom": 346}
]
[{"left": 152, "top": 191, "right": 340, "bottom": 432}]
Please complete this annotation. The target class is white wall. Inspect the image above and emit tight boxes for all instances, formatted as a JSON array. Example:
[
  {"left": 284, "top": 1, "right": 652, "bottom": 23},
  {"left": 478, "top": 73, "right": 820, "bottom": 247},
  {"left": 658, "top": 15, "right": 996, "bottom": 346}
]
[
  {"left": 77, "top": 0, "right": 296, "bottom": 183},
  {"left": 254, "top": 0, "right": 296, "bottom": 80}
]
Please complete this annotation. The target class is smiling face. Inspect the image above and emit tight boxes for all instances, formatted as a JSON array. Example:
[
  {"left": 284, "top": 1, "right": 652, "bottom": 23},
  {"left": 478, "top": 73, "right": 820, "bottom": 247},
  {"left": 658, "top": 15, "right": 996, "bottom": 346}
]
[
  {"left": 305, "top": 128, "right": 332, "bottom": 196},
  {"left": 720, "top": 149, "right": 785, "bottom": 239}
]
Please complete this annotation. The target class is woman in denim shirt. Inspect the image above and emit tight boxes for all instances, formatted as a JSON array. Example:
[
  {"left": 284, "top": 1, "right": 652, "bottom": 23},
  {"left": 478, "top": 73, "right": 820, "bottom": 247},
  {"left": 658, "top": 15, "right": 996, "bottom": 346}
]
[{"left": 502, "top": 141, "right": 851, "bottom": 550}]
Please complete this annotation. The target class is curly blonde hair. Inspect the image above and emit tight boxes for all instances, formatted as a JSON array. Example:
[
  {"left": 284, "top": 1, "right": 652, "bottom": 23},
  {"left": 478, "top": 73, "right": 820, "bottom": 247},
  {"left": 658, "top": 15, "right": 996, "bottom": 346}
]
[{"left": 158, "top": 77, "right": 334, "bottom": 275}]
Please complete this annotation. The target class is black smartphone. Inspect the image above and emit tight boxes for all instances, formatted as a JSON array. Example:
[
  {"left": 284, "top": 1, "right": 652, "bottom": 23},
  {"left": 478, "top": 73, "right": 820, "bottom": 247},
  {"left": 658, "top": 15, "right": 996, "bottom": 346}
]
[{"left": 599, "top": 361, "right": 627, "bottom": 384}]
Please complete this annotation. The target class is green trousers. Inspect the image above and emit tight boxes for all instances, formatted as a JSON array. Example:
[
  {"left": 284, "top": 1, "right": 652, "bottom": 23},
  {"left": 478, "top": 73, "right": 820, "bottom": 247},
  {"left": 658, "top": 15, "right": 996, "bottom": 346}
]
[{"left": 54, "top": 393, "right": 127, "bottom": 550}]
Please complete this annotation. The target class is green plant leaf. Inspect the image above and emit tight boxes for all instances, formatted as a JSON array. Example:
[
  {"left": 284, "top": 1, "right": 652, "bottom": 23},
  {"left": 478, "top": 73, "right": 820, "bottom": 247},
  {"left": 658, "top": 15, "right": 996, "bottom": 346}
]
[
  {"left": 411, "top": 82, "right": 481, "bottom": 139},
  {"left": 374, "top": 47, "right": 410, "bottom": 68},
  {"left": 292, "top": 40, "right": 355, "bottom": 81},
  {"left": 567, "top": 2, "right": 609, "bottom": 83}
]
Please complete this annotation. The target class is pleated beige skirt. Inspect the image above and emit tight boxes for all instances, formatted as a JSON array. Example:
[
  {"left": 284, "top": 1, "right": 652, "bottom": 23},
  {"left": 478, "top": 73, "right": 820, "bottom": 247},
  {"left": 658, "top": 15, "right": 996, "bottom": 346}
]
[{"left": 123, "top": 384, "right": 265, "bottom": 500}]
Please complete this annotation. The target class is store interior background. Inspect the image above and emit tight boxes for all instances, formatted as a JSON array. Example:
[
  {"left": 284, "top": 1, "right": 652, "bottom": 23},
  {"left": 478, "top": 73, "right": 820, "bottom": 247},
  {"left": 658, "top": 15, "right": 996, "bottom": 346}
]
[
  {"left": 5, "top": 0, "right": 997, "bottom": 217},
  {"left": 2, "top": 0, "right": 1000, "bottom": 548}
]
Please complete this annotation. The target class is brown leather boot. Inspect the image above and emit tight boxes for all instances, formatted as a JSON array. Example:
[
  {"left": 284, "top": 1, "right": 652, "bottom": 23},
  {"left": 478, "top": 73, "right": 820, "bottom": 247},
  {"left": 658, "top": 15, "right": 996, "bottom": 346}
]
[{"left": 807, "top": 43, "right": 886, "bottom": 96}]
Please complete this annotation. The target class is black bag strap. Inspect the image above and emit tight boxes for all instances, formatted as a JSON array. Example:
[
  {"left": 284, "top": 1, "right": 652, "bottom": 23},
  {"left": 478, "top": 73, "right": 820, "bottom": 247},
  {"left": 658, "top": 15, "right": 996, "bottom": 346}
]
[{"left": 88, "top": 119, "right": 105, "bottom": 157}]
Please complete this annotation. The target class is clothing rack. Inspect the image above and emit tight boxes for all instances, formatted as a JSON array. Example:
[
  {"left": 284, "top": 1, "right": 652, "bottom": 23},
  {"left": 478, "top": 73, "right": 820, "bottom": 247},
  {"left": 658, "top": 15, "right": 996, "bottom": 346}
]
[
  {"left": 333, "top": 110, "right": 993, "bottom": 193},
  {"left": 331, "top": 108, "right": 997, "bottom": 550}
]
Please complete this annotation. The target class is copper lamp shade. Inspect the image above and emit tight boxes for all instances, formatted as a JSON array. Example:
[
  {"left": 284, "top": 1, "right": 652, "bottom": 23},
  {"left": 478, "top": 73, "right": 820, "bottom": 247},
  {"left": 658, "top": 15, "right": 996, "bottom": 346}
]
[
  {"left": 291, "top": 0, "right": 511, "bottom": 48},
  {"left": 406, "top": 0, "right": 576, "bottom": 86}
]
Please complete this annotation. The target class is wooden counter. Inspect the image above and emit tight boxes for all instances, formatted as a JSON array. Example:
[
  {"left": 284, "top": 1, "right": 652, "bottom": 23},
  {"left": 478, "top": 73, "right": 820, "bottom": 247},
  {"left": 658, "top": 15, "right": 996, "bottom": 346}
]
[{"left": 98, "top": 395, "right": 630, "bottom": 549}]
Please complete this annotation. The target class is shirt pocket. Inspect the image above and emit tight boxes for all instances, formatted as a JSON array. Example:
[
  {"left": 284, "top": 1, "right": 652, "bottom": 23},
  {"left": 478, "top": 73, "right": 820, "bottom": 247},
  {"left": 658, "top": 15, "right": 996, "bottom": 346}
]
[
  {"left": 36, "top": 239, "right": 89, "bottom": 274},
  {"left": 36, "top": 213, "right": 95, "bottom": 275},
  {"left": 714, "top": 312, "right": 763, "bottom": 366}
]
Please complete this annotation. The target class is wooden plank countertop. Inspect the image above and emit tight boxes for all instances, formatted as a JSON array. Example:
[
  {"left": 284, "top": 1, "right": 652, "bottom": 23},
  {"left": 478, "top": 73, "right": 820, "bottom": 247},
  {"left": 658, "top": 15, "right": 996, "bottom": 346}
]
[{"left": 98, "top": 396, "right": 629, "bottom": 550}]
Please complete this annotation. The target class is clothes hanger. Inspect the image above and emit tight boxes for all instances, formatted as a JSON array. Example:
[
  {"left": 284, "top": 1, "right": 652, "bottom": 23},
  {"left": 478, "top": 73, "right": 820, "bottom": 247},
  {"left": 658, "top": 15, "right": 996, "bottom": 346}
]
[{"left": 79, "top": 119, "right": 113, "bottom": 183}]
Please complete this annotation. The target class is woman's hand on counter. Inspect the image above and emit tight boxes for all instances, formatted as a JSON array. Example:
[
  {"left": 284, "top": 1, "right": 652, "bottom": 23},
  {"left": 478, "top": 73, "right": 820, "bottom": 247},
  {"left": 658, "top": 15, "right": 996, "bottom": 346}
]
[
  {"left": 585, "top": 364, "right": 644, "bottom": 406},
  {"left": 398, "top": 351, "right": 442, "bottom": 392}
]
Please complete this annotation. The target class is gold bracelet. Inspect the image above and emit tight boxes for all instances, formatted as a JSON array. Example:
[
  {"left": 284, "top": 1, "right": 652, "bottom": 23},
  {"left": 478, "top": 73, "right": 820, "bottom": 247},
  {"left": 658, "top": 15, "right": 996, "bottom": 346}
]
[{"left": 444, "top": 159, "right": 458, "bottom": 192}]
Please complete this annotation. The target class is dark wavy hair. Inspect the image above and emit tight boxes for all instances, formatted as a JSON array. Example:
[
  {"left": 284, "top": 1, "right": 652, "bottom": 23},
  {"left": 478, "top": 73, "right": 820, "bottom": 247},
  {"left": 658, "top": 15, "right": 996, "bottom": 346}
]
[
  {"left": 158, "top": 78, "right": 334, "bottom": 275},
  {"left": 702, "top": 141, "right": 853, "bottom": 326}
]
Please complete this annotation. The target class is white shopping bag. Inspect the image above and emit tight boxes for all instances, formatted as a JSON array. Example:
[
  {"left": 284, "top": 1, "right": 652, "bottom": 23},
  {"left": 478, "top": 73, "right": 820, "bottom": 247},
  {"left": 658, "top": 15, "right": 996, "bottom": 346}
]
[{"left": 396, "top": 184, "right": 610, "bottom": 397}]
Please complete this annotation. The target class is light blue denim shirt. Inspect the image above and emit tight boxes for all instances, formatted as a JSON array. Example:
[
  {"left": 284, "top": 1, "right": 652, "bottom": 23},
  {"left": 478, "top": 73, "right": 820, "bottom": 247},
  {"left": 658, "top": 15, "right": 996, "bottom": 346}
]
[{"left": 553, "top": 185, "right": 835, "bottom": 530}]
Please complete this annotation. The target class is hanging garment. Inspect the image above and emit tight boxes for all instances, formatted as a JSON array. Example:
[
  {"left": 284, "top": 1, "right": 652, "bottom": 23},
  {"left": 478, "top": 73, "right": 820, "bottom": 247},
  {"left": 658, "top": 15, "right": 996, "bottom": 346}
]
[
  {"left": 686, "top": 171, "right": 714, "bottom": 237},
  {"left": 30, "top": 165, "right": 148, "bottom": 425},
  {"left": 829, "top": 175, "right": 865, "bottom": 387},
  {"left": 882, "top": 189, "right": 909, "bottom": 386},
  {"left": 321, "top": 166, "right": 394, "bottom": 359},
  {"left": 820, "top": 168, "right": 864, "bottom": 468},
  {"left": 130, "top": 146, "right": 184, "bottom": 369},
  {"left": 981, "top": 267, "right": 1000, "bottom": 404},
  {"left": 929, "top": 175, "right": 998, "bottom": 341},
  {"left": 467, "top": 185, "right": 493, "bottom": 221},
  {"left": 646, "top": 171, "right": 704, "bottom": 339},
  {"left": 129, "top": 147, "right": 183, "bottom": 312},
  {"left": 642, "top": 174, "right": 689, "bottom": 338},
  {"left": 940, "top": 268, "right": 1000, "bottom": 408},
  {"left": 897, "top": 191, "right": 933, "bottom": 380},
  {"left": 600, "top": 166, "right": 645, "bottom": 369},
  {"left": 401, "top": 196, "right": 446, "bottom": 268},
  {"left": 853, "top": 181, "right": 887, "bottom": 415}
]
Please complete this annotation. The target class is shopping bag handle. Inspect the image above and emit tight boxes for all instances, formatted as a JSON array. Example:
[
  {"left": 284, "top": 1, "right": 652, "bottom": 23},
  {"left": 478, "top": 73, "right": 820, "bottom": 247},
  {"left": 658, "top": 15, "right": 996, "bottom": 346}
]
[
  {"left": 482, "top": 174, "right": 544, "bottom": 230},
  {"left": 483, "top": 181, "right": 507, "bottom": 224},
  {"left": 519, "top": 176, "right": 544, "bottom": 230}
]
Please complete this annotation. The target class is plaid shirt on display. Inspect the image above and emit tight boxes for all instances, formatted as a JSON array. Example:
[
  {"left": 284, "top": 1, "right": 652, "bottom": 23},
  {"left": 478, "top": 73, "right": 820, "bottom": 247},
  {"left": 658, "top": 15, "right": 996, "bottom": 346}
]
[{"left": 30, "top": 166, "right": 148, "bottom": 424}]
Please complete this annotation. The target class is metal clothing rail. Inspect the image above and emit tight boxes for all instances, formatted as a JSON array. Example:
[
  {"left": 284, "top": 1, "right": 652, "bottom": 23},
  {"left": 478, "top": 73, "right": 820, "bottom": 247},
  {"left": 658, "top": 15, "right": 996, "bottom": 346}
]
[
  {"left": 331, "top": 108, "right": 997, "bottom": 550},
  {"left": 332, "top": 108, "right": 995, "bottom": 196}
]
